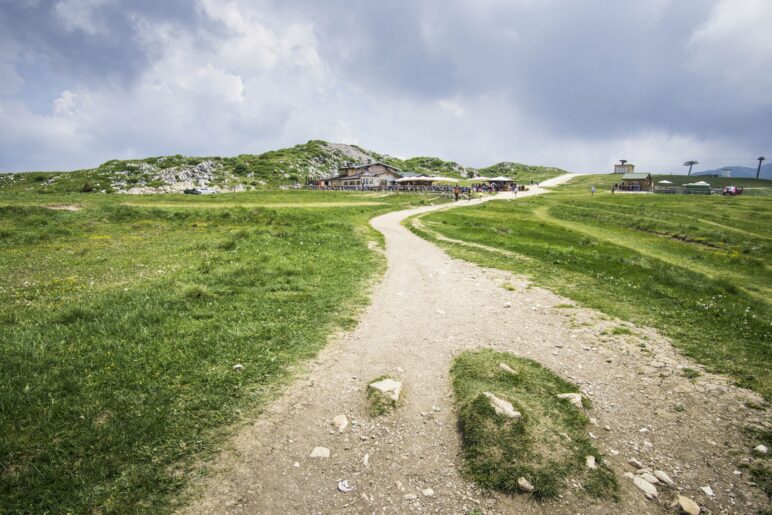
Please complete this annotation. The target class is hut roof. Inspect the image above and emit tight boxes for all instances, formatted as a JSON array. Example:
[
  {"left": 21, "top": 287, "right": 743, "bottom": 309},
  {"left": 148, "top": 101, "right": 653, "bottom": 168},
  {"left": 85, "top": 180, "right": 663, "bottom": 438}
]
[{"left": 621, "top": 173, "right": 651, "bottom": 180}]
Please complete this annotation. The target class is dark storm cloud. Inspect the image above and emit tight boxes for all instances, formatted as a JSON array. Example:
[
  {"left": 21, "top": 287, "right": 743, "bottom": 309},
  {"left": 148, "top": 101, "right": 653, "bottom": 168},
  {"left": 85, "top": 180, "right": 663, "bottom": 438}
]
[
  {"left": 0, "top": 0, "right": 770, "bottom": 172},
  {"left": 0, "top": 0, "right": 207, "bottom": 87},
  {"left": 279, "top": 0, "right": 770, "bottom": 148}
]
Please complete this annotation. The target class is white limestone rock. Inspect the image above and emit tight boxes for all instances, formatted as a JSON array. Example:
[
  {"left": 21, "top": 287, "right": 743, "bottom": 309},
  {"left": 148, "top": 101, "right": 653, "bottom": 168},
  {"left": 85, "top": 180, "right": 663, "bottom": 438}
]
[
  {"left": 498, "top": 363, "right": 517, "bottom": 375},
  {"left": 309, "top": 447, "right": 330, "bottom": 458},
  {"left": 556, "top": 392, "right": 583, "bottom": 408},
  {"left": 369, "top": 378, "right": 402, "bottom": 401},
  {"left": 332, "top": 415, "right": 349, "bottom": 432},
  {"left": 674, "top": 495, "right": 701, "bottom": 514},
  {"left": 654, "top": 470, "right": 675, "bottom": 487},
  {"left": 482, "top": 392, "right": 521, "bottom": 419},
  {"left": 632, "top": 475, "right": 658, "bottom": 499},
  {"left": 517, "top": 477, "right": 534, "bottom": 493}
]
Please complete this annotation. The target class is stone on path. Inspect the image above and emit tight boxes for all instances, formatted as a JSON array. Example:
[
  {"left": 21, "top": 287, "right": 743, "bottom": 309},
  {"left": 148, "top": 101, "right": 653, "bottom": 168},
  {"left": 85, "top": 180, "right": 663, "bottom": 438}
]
[
  {"left": 632, "top": 475, "right": 658, "bottom": 499},
  {"left": 585, "top": 455, "right": 597, "bottom": 470},
  {"left": 674, "top": 495, "right": 701, "bottom": 514},
  {"left": 504, "top": 301, "right": 512, "bottom": 308},
  {"left": 369, "top": 378, "right": 402, "bottom": 401},
  {"left": 421, "top": 488, "right": 434, "bottom": 497},
  {"left": 498, "top": 363, "right": 517, "bottom": 375},
  {"left": 700, "top": 485, "right": 714, "bottom": 497},
  {"left": 654, "top": 470, "right": 676, "bottom": 487},
  {"left": 754, "top": 444, "right": 768, "bottom": 455},
  {"left": 628, "top": 458, "right": 644, "bottom": 469},
  {"left": 639, "top": 472, "right": 659, "bottom": 485},
  {"left": 483, "top": 392, "right": 521, "bottom": 419},
  {"left": 337, "top": 480, "right": 354, "bottom": 493},
  {"left": 517, "top": 477, "right": 534, "bottom": 493},
  {"left": 332, "top": 415, "right": 348, "bottom": 432},
  {"left": 556, "top": 392, "right": 583, "bottom": 408},
  {"left": 309, "top": 447, "right": 330, "bottom": 458}
]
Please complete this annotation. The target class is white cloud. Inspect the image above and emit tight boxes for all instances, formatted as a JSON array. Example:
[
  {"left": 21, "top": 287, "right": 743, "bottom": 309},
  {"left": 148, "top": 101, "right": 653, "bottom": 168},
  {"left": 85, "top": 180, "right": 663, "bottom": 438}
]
[
  {"left": 54, "top": 0, "right": 112, "bottom": 35},
  {"left": 437, "top": 98, "right": 467, "bottom": 118}
]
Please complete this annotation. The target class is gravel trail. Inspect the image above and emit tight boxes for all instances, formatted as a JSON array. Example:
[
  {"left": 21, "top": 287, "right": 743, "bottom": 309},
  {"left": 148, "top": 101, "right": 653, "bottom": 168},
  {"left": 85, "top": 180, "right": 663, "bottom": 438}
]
[{"left": 183, "top": 175, "right": 769, "bottom": 514}]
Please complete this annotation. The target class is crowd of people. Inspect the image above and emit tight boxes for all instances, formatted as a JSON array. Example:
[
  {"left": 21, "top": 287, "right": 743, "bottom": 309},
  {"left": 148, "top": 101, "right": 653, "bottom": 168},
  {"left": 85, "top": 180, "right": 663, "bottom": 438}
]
[
  {"left": 308, "top": 182, "right": 525, "bottom": 196},
  {"left": 308, "top": 184, "right": 462, "bottom": 193}
]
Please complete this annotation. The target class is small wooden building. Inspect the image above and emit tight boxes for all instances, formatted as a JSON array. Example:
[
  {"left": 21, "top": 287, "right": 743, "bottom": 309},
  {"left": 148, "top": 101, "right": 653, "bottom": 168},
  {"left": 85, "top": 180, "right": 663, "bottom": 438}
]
[
  {"left": 620, "top": 172, "right": 652, "bottom": 191},
  {"left": 323, "top": 161, "right": 402, "bottom": 187},
  {"left": 338, "top": 161, "right": 401, "bottom": 177},
  {"left": 614, "top": 163, "right": 635, "bottom": 174}
]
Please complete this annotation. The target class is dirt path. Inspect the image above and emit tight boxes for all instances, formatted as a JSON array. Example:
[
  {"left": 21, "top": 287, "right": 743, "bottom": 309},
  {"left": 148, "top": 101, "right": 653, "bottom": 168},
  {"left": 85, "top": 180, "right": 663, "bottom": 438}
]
[{"left": 183, "top": 175, "right": 769, "bottom": 514}]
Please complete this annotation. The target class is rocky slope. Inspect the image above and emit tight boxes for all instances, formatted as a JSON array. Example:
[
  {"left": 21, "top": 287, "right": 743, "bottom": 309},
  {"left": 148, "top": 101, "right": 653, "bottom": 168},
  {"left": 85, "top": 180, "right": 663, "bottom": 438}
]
[{"left": 0, "top": 141, "right": 566, "bottom": 194}]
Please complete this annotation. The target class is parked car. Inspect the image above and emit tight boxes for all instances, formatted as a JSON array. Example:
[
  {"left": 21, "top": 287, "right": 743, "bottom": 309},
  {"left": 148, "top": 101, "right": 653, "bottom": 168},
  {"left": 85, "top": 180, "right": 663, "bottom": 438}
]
[
  {"left": 183, "top": 188, "right": 217, "bottom": 195},
  {"left": 722, "top": 186, "right": 743, "bottom": 196}
]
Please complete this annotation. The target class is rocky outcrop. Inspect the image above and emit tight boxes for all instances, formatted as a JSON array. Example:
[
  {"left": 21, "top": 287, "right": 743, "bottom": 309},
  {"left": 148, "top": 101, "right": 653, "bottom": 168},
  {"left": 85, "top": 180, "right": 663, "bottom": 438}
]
[{"left": 112, "top": 160, "right": 226, "bottom": 194}]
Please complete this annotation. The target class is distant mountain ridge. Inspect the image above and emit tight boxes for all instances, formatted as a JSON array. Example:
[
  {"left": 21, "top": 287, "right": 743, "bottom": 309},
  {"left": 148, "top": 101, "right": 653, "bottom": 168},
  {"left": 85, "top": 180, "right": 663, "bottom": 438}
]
[
  {"left": 0, "top": 141, "right": 566, "bottom": 194},
  {"left": 692, "top": 164, "right": 771, "bottom": 180}
]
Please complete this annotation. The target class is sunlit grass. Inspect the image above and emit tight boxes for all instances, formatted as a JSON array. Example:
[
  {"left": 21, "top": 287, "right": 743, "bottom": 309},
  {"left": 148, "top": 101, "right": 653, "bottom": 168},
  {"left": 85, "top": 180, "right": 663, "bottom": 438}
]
[
  {"left": 412, "top": 176, "right": 771, "bottom": 398},
  {"left": 0, "top": 191, "right": 443, "bottom": 512}
]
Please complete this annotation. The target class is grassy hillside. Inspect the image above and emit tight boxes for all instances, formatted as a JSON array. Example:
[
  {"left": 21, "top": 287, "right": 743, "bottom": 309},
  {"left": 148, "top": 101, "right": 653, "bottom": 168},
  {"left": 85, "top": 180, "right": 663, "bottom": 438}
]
[
  {"left": 410, "top": 174, "right": 772, "bottom": 399},
  {"left": 0, "top": 141, "right": 367, "bottom": 194},
  {"left": 0, "top": 190, "right": 445, "bottom": 512},
  {"left": 0, "top": 141, "right": 566, "bottom": 194},
  {"left": 397, "top": 156, "right": 468, "bottom": 177},
  {"left": 475, "top": 162, "right": 565, "bottom": 184}
]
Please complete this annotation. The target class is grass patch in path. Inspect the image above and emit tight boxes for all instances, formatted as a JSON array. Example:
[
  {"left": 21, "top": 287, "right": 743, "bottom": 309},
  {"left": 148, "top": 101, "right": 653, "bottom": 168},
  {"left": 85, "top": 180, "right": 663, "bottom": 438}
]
[
  {"left": 366, "top": 375, "right": 403, "bottom": 416},
  {"left": 451, "top": 350, "right": 618, "bottom": 500}
]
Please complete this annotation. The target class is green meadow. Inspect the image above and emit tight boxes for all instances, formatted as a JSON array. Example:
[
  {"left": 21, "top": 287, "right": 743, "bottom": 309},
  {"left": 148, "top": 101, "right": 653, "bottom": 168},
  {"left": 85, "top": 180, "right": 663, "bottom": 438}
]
[
  {"left": 413, "top": 175, "right": 772, "bottom": 399},
  {"left": 0, "top": 190, "right": 443, "bottom": 513}
]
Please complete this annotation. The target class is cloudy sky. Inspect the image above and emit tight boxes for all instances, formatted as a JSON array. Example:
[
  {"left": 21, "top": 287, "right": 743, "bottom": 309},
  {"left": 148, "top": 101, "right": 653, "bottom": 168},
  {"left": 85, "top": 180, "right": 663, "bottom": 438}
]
[{"left": 1, "top": 0, "right": 770, "bottom": 173}]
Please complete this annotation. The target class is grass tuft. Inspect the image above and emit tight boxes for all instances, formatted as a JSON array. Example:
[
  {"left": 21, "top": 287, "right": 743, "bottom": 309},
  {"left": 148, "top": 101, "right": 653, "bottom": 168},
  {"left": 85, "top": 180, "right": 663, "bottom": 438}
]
[
  {"left": 681, "top": 367, "right": 701, "bottom": 379},
  {"left": 451, "top": 349, "right": 618, "bottom": 500},
  {"left": 181, "top": 284, "right": 214, "bottom": 300},
  {"left": 367, "top": 375, "right": 401, "bottom": 416},
  {"left": 610, "top": 326, "right": 633, "bottom": 336}
]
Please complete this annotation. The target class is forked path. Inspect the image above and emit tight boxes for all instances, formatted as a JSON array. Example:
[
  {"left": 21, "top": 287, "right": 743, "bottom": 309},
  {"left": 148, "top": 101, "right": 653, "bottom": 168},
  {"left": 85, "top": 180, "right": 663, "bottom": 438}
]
[{"left": 185, "top": 175, "right": 769, "bottom": 514}]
